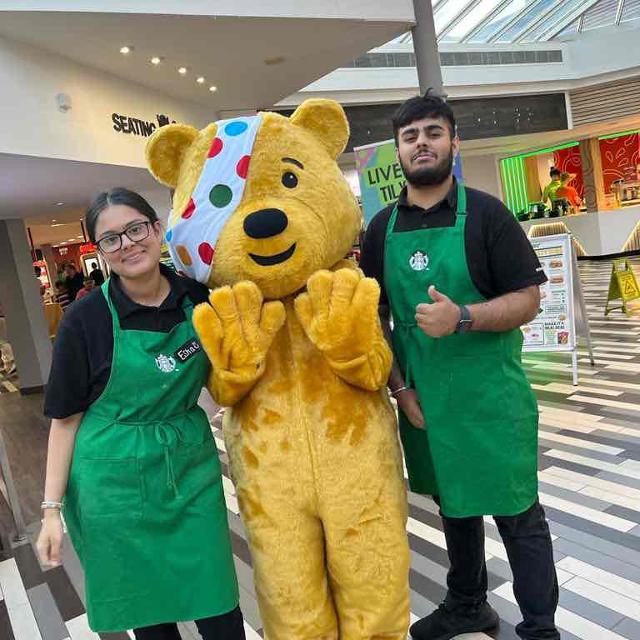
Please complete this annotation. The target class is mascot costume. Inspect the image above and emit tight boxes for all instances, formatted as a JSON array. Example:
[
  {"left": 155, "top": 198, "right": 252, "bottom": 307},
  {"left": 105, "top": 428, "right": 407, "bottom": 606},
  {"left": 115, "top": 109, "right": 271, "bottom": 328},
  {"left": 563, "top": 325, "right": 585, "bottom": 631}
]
[{"left": 146, "top": 99, "right": 410, "bottom": 640}]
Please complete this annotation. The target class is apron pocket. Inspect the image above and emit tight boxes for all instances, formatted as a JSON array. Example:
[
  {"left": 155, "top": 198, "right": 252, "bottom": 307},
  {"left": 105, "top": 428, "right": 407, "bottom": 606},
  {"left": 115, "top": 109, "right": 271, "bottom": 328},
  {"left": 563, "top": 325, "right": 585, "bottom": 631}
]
[
  {"left": 173, "top": 439, "right": 225, "bottom": 508},
  {"left": 76, "top": 458, "right": 143, "bottom": 519}
]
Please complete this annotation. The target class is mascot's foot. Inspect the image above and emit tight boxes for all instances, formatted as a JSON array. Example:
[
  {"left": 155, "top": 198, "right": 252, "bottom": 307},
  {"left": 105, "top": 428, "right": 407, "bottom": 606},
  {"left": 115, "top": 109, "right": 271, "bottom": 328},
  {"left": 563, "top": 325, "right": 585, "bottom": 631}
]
[{"left": 409, "top": 601, "right": 499, "bottom": 640}]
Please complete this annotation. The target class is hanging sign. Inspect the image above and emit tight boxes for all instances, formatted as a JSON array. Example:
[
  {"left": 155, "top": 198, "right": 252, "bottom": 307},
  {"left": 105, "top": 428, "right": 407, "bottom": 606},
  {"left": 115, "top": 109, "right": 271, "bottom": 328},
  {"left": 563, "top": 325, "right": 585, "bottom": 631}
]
[
  {"left": 605, "top": 259, "right": 640, "bottom": 316},
  {"left": 79, "top": 242, "right": 96, "bottom": 255}
]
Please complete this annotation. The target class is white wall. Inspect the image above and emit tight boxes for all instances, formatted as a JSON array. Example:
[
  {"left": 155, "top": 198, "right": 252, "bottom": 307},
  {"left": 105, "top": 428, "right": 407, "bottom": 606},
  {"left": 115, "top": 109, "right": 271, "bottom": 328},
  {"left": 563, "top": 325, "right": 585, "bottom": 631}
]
[
  {"left": 461, "top": 154, "right": 502, "bottom": 201},
  {"left": 0, "top": 36, "right": 215, "bottom": 168},
  {"left": 0, "top": 1, "right": 415, "bottom": 21}
]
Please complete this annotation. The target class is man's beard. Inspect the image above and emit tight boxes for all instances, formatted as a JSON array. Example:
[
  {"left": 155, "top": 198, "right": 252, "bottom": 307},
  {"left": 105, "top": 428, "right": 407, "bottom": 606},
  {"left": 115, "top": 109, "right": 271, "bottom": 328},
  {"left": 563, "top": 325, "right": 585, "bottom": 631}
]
[{"left": 400, "top": 146, "right": 454, "bottom": 187}]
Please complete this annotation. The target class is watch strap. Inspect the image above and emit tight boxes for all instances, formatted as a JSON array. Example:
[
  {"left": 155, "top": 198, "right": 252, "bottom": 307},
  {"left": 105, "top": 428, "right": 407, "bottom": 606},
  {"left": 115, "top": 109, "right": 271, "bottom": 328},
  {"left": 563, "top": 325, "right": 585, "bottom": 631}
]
[{"left": 455, "top": 305, "right": 473, "bottom": 333}]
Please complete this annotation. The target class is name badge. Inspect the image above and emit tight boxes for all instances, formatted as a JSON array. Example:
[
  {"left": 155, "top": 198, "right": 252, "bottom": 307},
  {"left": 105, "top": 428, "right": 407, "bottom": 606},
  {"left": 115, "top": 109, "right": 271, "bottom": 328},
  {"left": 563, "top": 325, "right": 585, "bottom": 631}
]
[{"left": 174, "top": 338, "right": 202, "bottom": 363}]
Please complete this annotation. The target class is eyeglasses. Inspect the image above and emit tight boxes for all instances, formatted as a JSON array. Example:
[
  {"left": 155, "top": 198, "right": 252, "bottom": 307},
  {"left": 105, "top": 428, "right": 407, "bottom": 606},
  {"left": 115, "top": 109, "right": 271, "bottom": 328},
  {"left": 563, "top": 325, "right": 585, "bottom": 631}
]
[{"left": 97, "top": 221, "right": 152, "bottom": 253}]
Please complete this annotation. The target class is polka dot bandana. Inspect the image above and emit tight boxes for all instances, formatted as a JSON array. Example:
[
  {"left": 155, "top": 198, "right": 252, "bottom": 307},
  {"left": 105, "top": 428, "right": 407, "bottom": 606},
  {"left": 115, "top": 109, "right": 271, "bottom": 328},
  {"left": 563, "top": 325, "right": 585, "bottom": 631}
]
[{"left": 166, "top": 115, "right": 262, "bottom": 283}]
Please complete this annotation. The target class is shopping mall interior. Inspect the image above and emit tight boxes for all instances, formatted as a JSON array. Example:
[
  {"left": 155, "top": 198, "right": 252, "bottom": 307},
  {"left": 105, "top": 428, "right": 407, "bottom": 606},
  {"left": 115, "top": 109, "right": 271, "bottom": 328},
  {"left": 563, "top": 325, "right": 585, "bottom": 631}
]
[{"left": 3, "top": 1, "right": 640, "bottom": 639}]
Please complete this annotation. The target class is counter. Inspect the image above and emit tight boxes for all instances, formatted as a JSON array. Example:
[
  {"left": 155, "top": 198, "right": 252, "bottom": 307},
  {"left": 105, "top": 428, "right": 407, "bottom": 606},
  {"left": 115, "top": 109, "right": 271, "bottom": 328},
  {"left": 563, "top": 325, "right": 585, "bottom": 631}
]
[{"left": 520, "top": 205, "right": 640, "bottom": 257}]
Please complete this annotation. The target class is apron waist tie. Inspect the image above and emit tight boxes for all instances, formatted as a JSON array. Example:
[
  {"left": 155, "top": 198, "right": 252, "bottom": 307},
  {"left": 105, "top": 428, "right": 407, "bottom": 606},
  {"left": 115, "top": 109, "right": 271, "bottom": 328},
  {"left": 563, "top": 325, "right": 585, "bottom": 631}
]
[
  {"left": 395, "top": 319, "right": 417, "bottom": 389},
  {"left": 154, "top": 423, "right": 182, "bottom": 498}
]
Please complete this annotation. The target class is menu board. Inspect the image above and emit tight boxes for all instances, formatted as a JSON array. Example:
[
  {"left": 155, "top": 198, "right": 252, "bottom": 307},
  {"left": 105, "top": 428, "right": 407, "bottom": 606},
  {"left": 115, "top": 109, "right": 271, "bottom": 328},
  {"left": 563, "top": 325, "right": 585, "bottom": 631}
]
[{"left": 522, "top": 234, "right": 576, "bottom": 352}]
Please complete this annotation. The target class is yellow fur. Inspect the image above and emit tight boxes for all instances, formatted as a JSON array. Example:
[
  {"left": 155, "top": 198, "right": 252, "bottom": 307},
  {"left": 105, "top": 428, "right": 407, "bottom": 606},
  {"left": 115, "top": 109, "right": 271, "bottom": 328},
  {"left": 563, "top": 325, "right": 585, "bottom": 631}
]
[{"left": 147, "top": 99, "right": 410, "bottom": 640}]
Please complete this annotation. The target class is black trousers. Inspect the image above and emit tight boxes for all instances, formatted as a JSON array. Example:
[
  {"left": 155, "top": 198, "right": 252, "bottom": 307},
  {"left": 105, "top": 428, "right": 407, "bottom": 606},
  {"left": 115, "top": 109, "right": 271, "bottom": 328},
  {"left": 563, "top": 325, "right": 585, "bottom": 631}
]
[
  {"left": 440, "top": 499, "right": 560, "bottom": 640},
  {"left": 133, "top": 605, "right": 246, "bottom": 640}
]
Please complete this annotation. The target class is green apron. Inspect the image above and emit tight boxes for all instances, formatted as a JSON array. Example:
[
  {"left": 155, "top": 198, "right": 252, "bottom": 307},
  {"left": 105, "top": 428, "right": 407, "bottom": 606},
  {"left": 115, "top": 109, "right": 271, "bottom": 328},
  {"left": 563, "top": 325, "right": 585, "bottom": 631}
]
[
  {"left": 384, "top": 182, "right": 539, "bottom": 518},
  {"left": 63, "top": 280, "right": 239, "bottom": 632}
]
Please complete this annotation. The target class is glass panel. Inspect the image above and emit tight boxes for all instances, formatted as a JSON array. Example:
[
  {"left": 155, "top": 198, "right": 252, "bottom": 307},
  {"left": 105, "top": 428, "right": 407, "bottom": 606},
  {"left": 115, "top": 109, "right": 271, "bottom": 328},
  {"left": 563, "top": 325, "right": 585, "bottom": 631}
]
[
  {"left": 446, "top": 0, "right": 506, "bottom": 41},
  {"left": 495, "top": 0, "right": 562, "bottom": 42},
  {"left": 552, "top": 17, "right": 579, "bottom": 39},
  {"left": 622, "top": 0, "right": 640, "bottom": 22},
  {"left": 520, "top": 0, "right": 589, "bottom": 42},
  {"left": 434, "top": 0, "right": 476, "bottom": 35},
  {"left": 466, "top": 0, "right": 532, "bottom": 43},
  {"left": 582, "top": 0, "right": 617, "bottom": 31}
]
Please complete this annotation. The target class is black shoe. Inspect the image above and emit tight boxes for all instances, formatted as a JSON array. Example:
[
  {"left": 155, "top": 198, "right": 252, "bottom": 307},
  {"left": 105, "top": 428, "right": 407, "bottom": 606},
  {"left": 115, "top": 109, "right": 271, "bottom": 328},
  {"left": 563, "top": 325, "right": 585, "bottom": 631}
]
[{"left": 410, "top": 601, "right": 500, "bottom": 640}]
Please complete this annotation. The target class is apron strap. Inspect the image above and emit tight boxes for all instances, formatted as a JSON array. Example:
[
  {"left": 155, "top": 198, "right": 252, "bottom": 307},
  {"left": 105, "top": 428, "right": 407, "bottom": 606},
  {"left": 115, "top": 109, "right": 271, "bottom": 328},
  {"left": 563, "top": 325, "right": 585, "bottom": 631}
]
[{"left": 456, "top": 180, "right": 467, "bottom": 217}]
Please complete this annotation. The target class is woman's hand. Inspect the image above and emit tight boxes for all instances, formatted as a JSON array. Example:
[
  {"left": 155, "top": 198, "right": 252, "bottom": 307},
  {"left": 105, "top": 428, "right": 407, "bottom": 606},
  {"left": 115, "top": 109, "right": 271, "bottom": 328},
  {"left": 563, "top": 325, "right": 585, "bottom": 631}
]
[
  {"left": 36, "top": 511, "right": 64, "bottom": 567},
  {"left": 396, "top": 389, "right": 425, "bottom": 429}
]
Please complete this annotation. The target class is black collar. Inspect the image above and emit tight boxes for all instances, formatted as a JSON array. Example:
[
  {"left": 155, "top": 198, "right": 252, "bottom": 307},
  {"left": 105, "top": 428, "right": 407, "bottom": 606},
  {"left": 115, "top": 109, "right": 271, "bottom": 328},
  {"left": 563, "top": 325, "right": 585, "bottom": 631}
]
[
  {"left": 397, "top": 176, "right": 458, "bottom": 214},
  {"left": 109, "top": 263, "right": 190, "bottom": 320}
]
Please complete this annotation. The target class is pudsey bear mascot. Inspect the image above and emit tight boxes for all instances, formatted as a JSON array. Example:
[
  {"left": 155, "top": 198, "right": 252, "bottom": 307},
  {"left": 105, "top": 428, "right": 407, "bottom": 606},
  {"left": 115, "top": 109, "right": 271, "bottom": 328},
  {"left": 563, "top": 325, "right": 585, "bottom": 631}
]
[{"left": 146, "top": 99, "right": 410, "bottom": 640}]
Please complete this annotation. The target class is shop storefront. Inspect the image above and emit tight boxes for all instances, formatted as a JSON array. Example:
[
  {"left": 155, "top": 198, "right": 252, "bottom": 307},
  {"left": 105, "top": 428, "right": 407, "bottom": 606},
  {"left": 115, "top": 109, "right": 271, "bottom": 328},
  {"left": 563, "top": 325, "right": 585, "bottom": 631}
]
[{"left": 500, "top": 129, "right": 640, "bottom": 258}]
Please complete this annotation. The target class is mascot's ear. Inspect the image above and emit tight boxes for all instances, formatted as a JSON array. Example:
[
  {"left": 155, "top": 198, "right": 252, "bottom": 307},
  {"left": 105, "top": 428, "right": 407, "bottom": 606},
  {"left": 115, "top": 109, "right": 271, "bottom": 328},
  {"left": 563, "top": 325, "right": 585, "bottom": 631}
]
[
  {"left": 290, "top": 99, "right": 349, "bottom": 159},
  {"left": 146, "top": 123, "right": 199, "bottom": 188}
]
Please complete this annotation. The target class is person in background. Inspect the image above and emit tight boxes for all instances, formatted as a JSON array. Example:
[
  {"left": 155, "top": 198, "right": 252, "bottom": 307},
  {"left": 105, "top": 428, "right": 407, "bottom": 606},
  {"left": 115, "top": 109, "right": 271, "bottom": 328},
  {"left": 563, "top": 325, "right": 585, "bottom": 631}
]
[
  {"left": 75, "top": 278, "right": 95, "bottom": 301},
  {"left": 360, "top": 92, "right": 559, "bottom": 640},
  {"left": 556, "top": 172, "right": 583, "bottom": 212},
  {"left": 89, "top": 261, "right": 105, "bottom": 286},
  {"left": 54, "top": 280, "right": 71, "bottom": 311},
  {"left": 541, "top": 167, "right": 561, "bottom": 205},
  {"left": 34, "top": 265, "right": 46, "bottom": 296},
  {"left": 37, "top": 187, "right": 244, "bottom": 640},
  {"left": 63, "top": 262, "right": 84, "bottom": 301},
  {"left": 0, "top": 300, "right": 16, "bottom": 376}
]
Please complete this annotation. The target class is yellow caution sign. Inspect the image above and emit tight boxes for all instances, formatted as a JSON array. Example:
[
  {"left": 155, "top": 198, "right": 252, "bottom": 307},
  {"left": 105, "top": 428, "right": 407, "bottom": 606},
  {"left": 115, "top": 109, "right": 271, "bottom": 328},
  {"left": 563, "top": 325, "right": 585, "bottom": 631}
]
[{"left": 605, "top": 259, "right": 640, "bottom": 316}]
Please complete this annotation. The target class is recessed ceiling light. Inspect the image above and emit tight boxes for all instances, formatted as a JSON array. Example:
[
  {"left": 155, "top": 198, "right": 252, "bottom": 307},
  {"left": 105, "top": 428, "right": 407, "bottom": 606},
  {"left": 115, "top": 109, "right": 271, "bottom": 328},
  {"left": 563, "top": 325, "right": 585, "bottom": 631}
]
[
  {"left": 52, "top": 219, "right": 57, "bottom": 222},
  {"left": 56, "top": 202, "right": 64, "bottom": 206},
  {"left": 119, "top": 46, "right": 133, "bottom": 55},
  {"left": 209, "top": 85, "right": 217, "bottom": 93},
  {"left": 196, "top": 76, "right": 205, "bottom": 84},
  {"left": 150, "top": 56, "right": 163, "bottom": 65},
  {"left": 178, "top": 66, "right": 188, "bottom": 75}
]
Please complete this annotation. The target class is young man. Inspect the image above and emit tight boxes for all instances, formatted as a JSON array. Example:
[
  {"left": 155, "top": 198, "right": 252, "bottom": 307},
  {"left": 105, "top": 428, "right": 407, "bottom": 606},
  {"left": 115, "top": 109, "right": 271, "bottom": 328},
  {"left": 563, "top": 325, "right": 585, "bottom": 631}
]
[
  {"left": 542, "top": 167, "right": 561, "bottom": 205},
  {"left": 360, "top": 92, "right": 559, "bottom": 640},
  {"left": 63, "top": 262, "right": 85, "bottom": 301}
]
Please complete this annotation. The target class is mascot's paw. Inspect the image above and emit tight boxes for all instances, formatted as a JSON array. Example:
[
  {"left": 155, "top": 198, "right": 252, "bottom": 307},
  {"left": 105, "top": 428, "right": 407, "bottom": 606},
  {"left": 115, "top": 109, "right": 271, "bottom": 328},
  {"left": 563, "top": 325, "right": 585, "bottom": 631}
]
[
  {"left": 194, "top": 281, "right": 285, "bottom": 379},
  {"left": 294, "top": 268, "right": 381, "bottom": 362}
]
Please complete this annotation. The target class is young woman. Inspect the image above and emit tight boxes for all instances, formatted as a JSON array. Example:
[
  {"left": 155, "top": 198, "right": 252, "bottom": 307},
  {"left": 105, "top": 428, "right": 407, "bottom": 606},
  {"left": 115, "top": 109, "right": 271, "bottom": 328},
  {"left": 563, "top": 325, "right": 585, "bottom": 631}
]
[{"left": 36, "top": 188, "right": 245, "bottom": 640}]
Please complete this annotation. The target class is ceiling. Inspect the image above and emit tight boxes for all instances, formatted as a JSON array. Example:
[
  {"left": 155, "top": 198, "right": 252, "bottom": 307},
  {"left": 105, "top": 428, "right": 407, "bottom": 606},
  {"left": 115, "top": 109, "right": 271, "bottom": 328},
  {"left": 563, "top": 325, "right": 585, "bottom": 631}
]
[
  {"left": 392, "top": 0, "right": 640, "bottom": 45},
  {"left": 0, "top": 11, "right": 410, "bottom": 112},
  {"left": 460, "top": 111, "right": 640, "bottom": 157},
  {"left": 0, "top": 152, "right": 161, "bottom": 218}
]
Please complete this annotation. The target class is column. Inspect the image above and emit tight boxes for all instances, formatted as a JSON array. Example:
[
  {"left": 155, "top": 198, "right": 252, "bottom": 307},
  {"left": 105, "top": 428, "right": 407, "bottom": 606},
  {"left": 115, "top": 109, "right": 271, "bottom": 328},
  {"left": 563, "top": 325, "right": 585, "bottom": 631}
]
[
  {"left": 39, "top": 243, "right": 59, "bottom": 292},
  {"left": 412, "top": 0, "right": 443, "bottom": 95},
  {"left": 0, "top": 220, "right": 52, "bottom": 392},
  {"left": 580, "top": 138, "right": 607, "bottom": 213}
]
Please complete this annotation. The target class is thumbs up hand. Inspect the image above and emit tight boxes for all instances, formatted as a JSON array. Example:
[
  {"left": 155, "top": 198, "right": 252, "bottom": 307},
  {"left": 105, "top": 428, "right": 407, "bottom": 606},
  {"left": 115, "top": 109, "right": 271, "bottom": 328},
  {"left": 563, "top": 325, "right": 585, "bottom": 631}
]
[{"left": 415, "top": 285, "right": 461, "bottom": 338}]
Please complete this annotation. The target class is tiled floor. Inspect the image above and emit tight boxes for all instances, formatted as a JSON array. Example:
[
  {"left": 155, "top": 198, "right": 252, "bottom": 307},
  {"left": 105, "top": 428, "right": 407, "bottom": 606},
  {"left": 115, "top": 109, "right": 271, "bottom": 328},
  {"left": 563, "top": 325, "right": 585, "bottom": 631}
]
[{"left": 3, "top": 258, "right": 640, "bottom": 639}]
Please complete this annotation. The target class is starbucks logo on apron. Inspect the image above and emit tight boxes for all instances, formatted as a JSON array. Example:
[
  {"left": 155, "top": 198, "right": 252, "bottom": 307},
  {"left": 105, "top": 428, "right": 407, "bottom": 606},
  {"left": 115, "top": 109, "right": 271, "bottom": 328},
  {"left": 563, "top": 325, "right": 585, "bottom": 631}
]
[
  {"left": 409, "top": 250, "right": 429, "bottom": 272},
  {"left": 155, "top": 354, "right": 177, "bottom": 373}
]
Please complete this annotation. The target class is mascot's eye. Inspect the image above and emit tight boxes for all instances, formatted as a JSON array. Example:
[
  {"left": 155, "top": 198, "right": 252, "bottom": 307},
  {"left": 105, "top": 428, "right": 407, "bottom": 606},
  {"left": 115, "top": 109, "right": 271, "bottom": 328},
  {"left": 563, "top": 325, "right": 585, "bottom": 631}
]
[{"left": 281, "top": 171, "right": 298, "bottom": 189}]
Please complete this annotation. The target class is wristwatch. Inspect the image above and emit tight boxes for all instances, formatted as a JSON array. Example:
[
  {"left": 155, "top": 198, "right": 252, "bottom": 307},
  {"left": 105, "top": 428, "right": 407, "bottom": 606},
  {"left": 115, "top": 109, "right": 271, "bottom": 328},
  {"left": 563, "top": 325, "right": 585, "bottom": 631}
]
[{"left": 455, "top": 305, "right": 473, "bottom": 334}]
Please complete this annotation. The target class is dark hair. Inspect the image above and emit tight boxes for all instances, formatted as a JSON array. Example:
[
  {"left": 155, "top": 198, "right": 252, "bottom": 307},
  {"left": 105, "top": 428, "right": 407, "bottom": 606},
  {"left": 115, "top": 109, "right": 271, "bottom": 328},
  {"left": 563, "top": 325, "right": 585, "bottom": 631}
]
[
  {"left": 392, "top": 90, "right": 456, "bottom": 144},
  {"left": 550, "top": 167, "right": 561, "bottom": 178},
  {"left": 34, "top": 266, "right": 41, "bottom": 276},
  {"left": 85, "top": 187, "right": 159, "bottom": 243}
]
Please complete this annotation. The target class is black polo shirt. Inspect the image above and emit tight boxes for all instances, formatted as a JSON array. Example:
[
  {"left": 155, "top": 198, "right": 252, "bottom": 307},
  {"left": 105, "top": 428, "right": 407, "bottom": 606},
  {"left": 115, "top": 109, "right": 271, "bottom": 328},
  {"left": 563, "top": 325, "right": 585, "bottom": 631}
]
[
  {"left": 360, "top": 180, "right": 546, "bottom": 305},
  {"left": 44, "top": 264, "right": 210, "bottom": 419}
]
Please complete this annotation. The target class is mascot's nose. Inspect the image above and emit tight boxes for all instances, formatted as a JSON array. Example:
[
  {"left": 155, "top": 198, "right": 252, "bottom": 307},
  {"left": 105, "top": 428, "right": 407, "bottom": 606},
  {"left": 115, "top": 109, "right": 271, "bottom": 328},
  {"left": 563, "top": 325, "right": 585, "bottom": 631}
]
[{"left": 243, "top": 208, "right": 289, "bottom": 239}]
